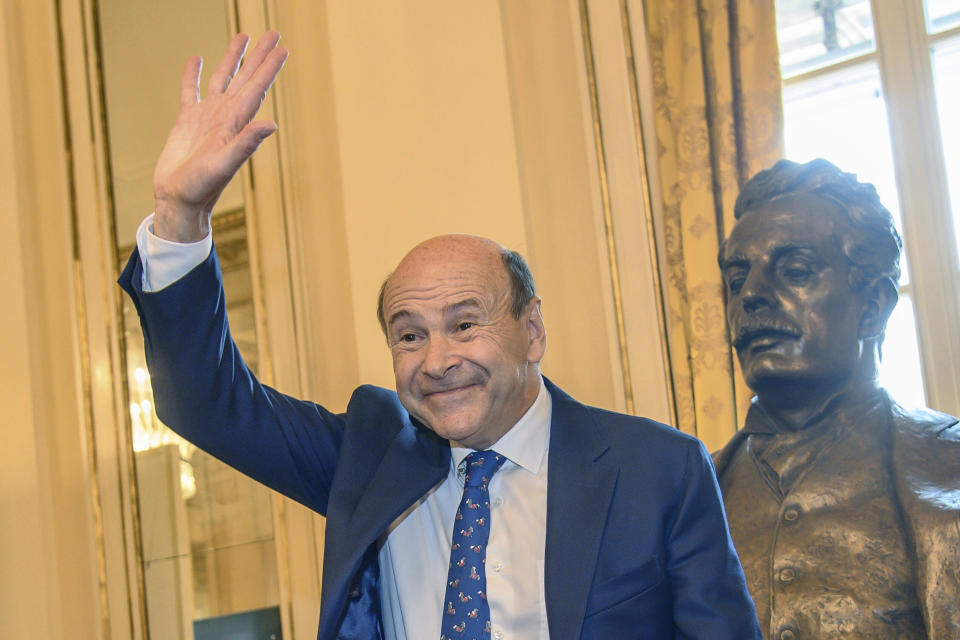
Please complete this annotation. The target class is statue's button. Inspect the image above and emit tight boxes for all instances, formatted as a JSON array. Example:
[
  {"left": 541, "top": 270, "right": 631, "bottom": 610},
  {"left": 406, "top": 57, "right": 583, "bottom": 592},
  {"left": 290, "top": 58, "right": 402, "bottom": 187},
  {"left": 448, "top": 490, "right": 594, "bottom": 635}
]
[
  {"left": 779, "top": 629, "right": 796, "bottom": 640},
  {"left": 778, "top": 567, "right": 796, "bottom": 583},
  {"left": 783, "top": 507, "right": 800, "bottom": 522}
]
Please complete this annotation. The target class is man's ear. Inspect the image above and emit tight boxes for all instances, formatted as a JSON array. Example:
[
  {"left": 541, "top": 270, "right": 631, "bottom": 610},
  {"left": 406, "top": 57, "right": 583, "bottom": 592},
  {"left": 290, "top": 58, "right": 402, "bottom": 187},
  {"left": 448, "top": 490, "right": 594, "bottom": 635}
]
[
  {"left": 525, "top": 297, "right": 546, "bottom": 364},
  {"left": 859, "top": 278, "right": 898, "bottom": 340}
]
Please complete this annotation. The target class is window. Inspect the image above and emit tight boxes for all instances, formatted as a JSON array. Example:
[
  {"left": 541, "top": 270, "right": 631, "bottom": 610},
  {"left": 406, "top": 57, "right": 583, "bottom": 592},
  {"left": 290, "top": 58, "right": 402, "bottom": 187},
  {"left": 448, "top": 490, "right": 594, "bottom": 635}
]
[{"left": 775, "top": 0, "right": 960, "bottom": 415}]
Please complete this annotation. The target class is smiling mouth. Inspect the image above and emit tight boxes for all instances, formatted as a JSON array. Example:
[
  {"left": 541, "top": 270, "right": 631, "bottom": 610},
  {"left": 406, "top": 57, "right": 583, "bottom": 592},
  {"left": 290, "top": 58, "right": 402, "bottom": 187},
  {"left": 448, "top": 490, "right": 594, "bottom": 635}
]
[{"left": 423, "top": 384, "right": 478, "bottom": 399}]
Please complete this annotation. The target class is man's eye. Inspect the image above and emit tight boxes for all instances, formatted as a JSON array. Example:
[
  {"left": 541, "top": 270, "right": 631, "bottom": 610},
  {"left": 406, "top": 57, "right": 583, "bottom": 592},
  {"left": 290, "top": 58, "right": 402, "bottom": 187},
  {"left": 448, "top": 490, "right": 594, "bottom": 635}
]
[
  {"left": 399, "top": 333, "right": 418, "bottom": 343},
  {"left": 456, "top": 322, "right": 474, "bottom": 332}
]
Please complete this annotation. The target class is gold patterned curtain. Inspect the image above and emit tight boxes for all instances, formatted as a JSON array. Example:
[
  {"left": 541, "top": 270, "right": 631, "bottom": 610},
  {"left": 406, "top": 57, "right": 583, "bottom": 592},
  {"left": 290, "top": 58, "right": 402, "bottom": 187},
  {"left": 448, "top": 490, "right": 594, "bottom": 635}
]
[{"left": 642, "top": 0, "right": 783, "bottom": 451}]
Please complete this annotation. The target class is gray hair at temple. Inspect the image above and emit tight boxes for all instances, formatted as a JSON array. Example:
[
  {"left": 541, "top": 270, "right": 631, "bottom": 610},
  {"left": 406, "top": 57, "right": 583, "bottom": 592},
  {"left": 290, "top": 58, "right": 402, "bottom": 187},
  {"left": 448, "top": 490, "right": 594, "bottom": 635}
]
[
  {"left": 728, "top": 158, "right": 903, "bottom": 292},
  {"left": 376, "top": 248, "right": 537, "bottom": 335}
]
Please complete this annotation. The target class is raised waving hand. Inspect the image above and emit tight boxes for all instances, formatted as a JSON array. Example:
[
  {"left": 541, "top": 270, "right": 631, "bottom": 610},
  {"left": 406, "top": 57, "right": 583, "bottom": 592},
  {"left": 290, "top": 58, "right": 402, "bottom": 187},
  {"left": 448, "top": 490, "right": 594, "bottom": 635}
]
[{"left": 152, "top": 31, "right": 288, "bottom": 242}]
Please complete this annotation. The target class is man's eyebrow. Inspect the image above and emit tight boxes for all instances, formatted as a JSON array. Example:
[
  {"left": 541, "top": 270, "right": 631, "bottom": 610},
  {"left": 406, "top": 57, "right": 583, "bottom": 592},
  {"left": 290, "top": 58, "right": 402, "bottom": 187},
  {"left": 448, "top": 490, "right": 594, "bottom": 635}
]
[
  {"left": 386, "top": 299, "right": 483, "bottom": 329},
  {"left": 443, "top": 298, "right": 484, "bottom": 315},
  {"left": 387, "top": 309, "right": 413, "bottom": 328}
]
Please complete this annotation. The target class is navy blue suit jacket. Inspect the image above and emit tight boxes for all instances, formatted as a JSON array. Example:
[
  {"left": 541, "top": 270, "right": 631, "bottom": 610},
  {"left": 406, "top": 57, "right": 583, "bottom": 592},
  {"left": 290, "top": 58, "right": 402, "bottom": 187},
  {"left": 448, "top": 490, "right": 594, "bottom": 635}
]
[{"left": 119, "top": 247, "right": 760, "bottom": 639}]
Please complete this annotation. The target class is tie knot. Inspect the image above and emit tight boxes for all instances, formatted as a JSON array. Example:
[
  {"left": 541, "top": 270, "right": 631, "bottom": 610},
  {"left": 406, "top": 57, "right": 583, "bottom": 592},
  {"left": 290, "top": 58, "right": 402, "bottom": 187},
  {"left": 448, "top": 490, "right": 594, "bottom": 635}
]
[{"left": 463, "top": 450, "right": 505, "bottom": 489}]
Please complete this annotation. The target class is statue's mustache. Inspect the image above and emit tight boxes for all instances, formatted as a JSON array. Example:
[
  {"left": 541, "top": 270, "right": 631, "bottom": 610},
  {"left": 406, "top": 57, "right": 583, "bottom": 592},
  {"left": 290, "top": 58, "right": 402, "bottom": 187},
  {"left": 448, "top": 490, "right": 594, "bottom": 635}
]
[{"left": 732, "top": 318, "right": 802, "bottom": 350}]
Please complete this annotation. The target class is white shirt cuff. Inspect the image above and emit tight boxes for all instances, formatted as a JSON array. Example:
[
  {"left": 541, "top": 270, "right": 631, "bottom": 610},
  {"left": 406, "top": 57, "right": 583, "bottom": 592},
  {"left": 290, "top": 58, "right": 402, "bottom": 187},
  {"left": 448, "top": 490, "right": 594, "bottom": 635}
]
[{"left": 136, "top": 213, "right": 212, "bottom": 292}]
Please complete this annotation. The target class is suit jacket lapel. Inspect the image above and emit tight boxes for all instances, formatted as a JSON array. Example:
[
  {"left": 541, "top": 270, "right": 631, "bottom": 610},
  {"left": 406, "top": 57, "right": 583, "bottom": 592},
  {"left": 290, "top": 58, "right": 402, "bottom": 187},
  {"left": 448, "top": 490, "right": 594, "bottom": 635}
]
[
  {"left": 321, "top": 418, "right": 449, "bottom": 635},
  {"left": 543, "top": 380, "right": 619, "bottom": 637},
  {"left": 346, "top": 419, "right": 449, "bottom": 550}
]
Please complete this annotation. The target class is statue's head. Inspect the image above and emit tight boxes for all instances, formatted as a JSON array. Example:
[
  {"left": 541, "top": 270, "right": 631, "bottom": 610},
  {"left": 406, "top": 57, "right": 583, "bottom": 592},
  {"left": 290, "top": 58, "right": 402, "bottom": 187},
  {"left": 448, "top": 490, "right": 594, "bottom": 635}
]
[{"left": 718, "top": 158, "right": 901, "bottom": 399}]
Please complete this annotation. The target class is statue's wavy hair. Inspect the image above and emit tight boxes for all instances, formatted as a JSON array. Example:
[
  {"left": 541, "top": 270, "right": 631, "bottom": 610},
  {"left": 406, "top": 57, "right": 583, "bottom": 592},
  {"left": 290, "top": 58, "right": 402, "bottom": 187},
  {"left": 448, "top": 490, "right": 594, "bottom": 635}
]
[{"left": 728, "top": 158, "right": 902, "bottom": 293}]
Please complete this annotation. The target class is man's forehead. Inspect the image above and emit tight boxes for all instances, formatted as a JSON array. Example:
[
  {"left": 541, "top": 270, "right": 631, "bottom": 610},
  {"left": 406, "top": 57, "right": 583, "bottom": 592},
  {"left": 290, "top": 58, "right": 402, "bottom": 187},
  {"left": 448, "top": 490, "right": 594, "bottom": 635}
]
[
  {"left": 388, "top": 254, "right": 505, "bottom": 289},
  {"left": 382, "top": 237, "right": 510, "bottom": 312},
  {"left": 386, "top": 296, "right": 486, "bottom": 329},
  {"left": 384, "top": 267, "right": 506, "bottom": 303}
]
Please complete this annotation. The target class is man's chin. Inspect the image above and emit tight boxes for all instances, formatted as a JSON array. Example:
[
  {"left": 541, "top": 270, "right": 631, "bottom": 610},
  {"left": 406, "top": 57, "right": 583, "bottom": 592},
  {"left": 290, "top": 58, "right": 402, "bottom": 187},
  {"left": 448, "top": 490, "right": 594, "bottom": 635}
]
[{"left": 415, "top": 410, "right": 482, "bottom": 443}]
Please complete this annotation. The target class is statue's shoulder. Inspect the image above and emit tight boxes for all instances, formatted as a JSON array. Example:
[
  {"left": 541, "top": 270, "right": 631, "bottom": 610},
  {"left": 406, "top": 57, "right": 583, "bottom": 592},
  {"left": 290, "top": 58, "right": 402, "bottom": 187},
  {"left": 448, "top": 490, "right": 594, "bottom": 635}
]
[
  {"left": 710, "top": 429, "right": 751, "bottom": 479},
  {"left": 887, "top": 401, "right": 960, "bottom": 634},
  {"left": 888, "top": 396, "right": 960, "bottom": 511},
  {"left": 889, "top": 399, "right": 960, "bottom": 444}
]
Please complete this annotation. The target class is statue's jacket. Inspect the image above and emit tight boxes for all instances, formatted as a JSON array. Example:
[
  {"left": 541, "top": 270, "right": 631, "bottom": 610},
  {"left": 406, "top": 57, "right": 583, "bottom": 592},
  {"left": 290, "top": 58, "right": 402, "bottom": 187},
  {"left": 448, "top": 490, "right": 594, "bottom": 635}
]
[{"left": 713, "top": 392, "right": 960, "bottom": 639}]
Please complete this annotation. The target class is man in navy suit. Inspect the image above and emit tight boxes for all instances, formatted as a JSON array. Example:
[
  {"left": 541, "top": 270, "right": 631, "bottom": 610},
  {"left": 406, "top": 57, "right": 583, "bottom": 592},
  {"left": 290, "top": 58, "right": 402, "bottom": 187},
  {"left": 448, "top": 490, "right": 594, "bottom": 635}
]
[{"left": 120, "top": 30, "right": 760, "bottom": 639}]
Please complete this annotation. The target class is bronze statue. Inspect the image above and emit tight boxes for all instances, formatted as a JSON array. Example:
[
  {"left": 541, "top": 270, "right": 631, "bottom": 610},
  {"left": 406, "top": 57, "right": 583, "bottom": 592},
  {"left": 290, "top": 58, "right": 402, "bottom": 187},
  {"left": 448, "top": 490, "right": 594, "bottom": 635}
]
[{"left": 713, "top": 158, "right": 960, "bottom": 639}]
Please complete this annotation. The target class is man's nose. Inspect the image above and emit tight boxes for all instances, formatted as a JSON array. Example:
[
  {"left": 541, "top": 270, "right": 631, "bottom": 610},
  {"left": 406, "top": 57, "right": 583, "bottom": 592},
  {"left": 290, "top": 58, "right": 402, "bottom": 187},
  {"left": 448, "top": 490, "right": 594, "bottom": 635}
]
[
  {"left": 740, "top": 268, "right": 777, "bottom": 314},
  {"left": 421, "top": 334, "right": 460, "bottom": 379}
]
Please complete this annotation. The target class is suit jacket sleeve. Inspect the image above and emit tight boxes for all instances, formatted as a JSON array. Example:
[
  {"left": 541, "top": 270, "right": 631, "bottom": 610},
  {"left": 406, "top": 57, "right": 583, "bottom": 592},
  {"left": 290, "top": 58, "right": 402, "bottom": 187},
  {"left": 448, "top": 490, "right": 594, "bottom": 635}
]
[
  {"left": 668, "top": 439, "right": 762, "bottom": 639},
  {"left": 118, "top": 246, "right": 344, "bottom": 515}
]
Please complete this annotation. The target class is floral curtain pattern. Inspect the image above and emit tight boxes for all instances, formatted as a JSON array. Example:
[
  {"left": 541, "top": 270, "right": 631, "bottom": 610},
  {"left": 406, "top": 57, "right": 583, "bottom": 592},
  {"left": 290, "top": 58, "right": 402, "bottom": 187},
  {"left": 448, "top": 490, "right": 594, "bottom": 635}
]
[{"left": 642, "top": 0, "right": 784, "bottom": 450}]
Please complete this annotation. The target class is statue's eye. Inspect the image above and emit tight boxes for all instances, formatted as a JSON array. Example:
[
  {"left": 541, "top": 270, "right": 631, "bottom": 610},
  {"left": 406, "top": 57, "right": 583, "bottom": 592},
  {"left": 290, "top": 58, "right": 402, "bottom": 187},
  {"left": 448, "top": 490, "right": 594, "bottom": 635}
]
[
  {"left": 724, "top": 270, "right": 746, "bottom": 294},
  {"left": 781, "top": 261, "right": 814, "bottom": 283}
]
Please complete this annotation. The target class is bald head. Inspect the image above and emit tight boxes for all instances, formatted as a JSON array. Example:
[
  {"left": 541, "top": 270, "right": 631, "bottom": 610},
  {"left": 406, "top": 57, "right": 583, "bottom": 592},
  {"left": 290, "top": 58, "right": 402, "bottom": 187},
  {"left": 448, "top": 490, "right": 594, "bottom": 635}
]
[
  {"left": 377, "top": 234, "right": 536, "bottom": 335},
  {"left": 378, "top": 234, "right": 546, "bottom": 448}
]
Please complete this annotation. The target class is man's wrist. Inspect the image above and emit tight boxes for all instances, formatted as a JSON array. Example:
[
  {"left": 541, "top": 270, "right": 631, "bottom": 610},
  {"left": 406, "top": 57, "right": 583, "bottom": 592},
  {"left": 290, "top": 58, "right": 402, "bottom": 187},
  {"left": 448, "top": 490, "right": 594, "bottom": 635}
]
[
  {"left": 138, "top": 213, "right": 212, "bottom": 291},
  {"left": 153, "top": 200, "right": 211, "bottom": 243}
]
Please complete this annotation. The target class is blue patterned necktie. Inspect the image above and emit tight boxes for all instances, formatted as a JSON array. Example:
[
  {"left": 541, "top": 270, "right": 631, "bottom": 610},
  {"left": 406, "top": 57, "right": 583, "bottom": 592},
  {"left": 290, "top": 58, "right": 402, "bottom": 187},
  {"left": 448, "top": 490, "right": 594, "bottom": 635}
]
[{"left": 440, "top": 450, "right": 506, "bottom": 640}]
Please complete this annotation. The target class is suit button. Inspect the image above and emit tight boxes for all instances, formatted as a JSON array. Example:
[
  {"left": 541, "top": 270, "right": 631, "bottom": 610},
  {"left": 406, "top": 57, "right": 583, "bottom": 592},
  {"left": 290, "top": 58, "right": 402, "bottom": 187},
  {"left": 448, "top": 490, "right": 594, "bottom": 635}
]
[
  {"left": 779, "top": 567, "right": 796, "bottom": 583},
  {"left": 783, "top": 507, "right": 800, "bottom": 522},
  {"left": 779, "top": 629, "right": 796, "bottom": 640}
]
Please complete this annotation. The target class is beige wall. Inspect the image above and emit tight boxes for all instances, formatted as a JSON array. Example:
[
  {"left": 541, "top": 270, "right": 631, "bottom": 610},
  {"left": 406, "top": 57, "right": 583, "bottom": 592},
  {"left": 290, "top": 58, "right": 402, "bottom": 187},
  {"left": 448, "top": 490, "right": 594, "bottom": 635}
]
[
  {"left": 0, "top": 1, "right": 672, "bottom": 637},
  {"left": 271, "top": 0, "right": 660, "bottom": 413},
  {"left": 324, "top": 2, "right": 530, "bottom": 391},
  {"left": 99, "top": 0, "right": 245, "bottom": 244},
  {"left": 1, "top": 1, "right": 102, "bottom": 638}
]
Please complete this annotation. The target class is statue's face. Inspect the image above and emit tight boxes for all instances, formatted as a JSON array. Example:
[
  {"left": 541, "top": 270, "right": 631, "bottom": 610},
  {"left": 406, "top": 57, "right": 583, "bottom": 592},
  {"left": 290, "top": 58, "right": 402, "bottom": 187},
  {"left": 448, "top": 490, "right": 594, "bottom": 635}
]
[{"left": 721, "top": 194, "right": 869, "bottom": 394}]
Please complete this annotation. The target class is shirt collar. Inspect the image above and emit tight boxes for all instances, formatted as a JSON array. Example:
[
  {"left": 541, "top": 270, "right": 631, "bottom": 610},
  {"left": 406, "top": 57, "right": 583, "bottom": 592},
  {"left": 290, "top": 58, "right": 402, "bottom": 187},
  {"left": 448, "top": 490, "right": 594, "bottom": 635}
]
[
  {"left": 450, "top": 377, "right": 552, "bottom": 476},
  {"left": 743, "top": 384, "right": 886, "bottom": 436}
]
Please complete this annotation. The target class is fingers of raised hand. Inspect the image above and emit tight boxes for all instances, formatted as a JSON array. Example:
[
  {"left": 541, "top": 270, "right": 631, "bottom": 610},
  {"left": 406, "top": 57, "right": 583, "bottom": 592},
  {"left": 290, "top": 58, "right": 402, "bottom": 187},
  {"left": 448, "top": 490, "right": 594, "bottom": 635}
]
[
  {"left": 220, "top": 120, "right": 278, "bottom": 175},
  {"left": 180, "top": 56, "right": 202, "bottom": 108},
  {"left": 207, "top": 32, "right": 250, "bottom": 96},
  {"left": 231, "top": 45, "right": 288, "bottom": 130},
  {"left": 227, "top": 30, "right": 283, "bottom": 95}
]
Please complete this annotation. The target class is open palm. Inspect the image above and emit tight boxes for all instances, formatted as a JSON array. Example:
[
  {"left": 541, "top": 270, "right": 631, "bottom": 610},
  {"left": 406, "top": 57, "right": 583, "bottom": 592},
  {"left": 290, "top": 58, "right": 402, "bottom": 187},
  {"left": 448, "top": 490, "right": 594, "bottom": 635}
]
[{"left": 153, "top": 30, "right": 287, "bottom": 242}]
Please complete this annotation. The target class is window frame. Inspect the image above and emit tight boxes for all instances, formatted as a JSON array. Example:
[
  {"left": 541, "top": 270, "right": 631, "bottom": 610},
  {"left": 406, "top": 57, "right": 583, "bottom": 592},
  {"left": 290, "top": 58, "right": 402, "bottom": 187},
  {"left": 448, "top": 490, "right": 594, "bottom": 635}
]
[{"left": 780, "top": 0, "right": 960, "bottom": 416}]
